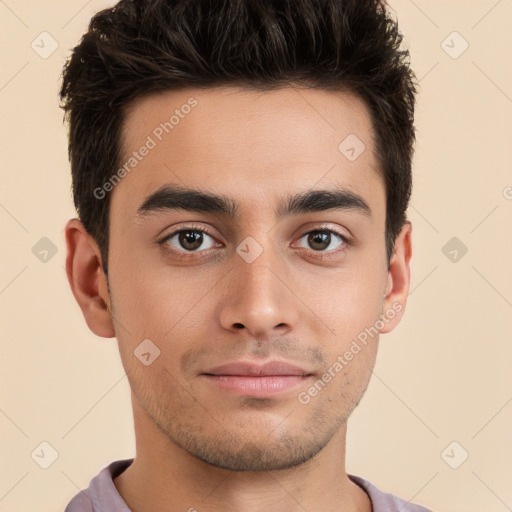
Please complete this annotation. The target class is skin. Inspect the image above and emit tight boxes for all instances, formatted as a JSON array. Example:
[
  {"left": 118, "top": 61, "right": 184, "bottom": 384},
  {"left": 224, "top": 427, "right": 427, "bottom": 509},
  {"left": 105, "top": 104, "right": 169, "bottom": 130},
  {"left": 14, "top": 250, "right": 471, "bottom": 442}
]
[{"left": 65, "top": 86, "right": 412, "bottom": 512}]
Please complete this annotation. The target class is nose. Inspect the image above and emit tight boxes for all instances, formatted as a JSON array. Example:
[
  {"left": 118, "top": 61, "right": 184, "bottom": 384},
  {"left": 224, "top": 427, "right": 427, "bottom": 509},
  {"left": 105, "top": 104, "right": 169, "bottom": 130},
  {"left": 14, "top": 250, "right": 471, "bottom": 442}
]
[{"left": 218, "top": 244, "right": 300, "bottom": 340}]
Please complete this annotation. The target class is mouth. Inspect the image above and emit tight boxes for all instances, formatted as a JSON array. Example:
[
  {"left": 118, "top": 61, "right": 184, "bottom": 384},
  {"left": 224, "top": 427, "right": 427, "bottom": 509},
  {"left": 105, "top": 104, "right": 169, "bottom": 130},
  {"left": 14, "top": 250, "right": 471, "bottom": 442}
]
[{"left": 200, "top": 361, "right": 314, "bottom": 397}]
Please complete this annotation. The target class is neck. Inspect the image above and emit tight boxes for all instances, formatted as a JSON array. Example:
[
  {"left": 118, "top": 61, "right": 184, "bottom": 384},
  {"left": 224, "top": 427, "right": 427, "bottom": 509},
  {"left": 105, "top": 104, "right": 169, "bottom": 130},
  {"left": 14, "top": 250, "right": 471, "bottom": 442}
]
[{"left": 113, "top": 394, "right": 371, "bottom": 512}]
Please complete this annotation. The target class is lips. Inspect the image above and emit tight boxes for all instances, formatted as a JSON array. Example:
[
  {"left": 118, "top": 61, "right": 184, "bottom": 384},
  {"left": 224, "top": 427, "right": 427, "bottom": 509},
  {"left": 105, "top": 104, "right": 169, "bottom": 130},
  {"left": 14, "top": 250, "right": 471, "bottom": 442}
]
[
  {"left": 200, "top": 361, "right": 314, "bottom": 397},
  {"left": 202, "top": 361, "right": 312, "bottom": 377}
]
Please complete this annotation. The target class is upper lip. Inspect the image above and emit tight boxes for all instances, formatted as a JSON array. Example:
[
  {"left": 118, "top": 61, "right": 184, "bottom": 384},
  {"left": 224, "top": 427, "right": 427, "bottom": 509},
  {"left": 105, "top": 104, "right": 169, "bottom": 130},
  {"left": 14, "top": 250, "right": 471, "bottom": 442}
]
[{"left": 202, "top": 361, "right": 312, "bottom": 377}]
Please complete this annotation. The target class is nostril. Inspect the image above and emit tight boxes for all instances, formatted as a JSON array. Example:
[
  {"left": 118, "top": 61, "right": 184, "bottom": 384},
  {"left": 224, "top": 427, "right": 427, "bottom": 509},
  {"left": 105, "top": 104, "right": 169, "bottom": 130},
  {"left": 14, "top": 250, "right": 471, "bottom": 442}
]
[{"left": 234, "top": 323, "right": 245, "bottom": 329}]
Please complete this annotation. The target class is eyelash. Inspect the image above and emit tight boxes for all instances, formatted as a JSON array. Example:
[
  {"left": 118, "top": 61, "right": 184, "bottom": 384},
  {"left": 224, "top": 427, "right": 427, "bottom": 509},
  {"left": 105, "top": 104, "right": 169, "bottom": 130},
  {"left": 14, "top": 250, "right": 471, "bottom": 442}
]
[{"left": 157, "top": 224, "right": 351, "bottom": 261}]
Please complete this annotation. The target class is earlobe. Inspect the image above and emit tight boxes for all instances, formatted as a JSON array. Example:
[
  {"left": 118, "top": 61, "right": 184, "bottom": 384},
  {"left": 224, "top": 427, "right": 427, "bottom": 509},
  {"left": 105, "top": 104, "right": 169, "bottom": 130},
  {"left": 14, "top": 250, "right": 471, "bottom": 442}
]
[
  {"left": 379, "top": 221, "right": 412, "bottom": 334},
  {"left": 64, "top": 218, "right": 116, "bottom": 338}
]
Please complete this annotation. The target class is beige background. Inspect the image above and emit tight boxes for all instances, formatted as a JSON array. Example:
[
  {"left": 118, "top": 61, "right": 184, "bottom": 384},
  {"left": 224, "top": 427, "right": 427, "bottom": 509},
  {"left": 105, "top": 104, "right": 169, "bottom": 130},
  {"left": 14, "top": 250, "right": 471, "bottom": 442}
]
[{"left": 1, "top": 1, "right": 511, "bottom": 511}]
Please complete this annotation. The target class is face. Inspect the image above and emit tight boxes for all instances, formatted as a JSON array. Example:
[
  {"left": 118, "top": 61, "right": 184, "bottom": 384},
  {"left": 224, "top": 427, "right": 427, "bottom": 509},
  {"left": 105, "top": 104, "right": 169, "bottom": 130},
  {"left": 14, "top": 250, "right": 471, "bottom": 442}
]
[{"left": 80, "top": 86, "right": 409, "bottom": 471}]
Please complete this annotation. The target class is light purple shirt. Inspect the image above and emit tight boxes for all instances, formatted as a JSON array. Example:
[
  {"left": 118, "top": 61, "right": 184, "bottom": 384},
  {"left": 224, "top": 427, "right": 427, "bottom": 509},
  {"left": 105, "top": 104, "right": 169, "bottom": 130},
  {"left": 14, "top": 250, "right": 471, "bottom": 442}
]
[{"left": 65, "top": 458, "right": 432, "bottom": 512}]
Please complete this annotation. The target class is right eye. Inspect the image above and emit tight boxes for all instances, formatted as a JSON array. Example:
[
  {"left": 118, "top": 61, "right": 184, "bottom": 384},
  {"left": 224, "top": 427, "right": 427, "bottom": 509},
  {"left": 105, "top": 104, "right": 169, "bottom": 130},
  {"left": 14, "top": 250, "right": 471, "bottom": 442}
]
[{"left": 159, "top": 228, "right": 218, "bottom": 254}]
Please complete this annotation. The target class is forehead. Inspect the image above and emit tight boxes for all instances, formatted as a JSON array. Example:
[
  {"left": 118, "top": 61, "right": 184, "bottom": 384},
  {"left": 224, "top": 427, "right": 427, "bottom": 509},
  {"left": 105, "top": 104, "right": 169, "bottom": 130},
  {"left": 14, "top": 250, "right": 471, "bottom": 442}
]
[{"left": 112, "top": 86, "right": 384, "bottom": 222}]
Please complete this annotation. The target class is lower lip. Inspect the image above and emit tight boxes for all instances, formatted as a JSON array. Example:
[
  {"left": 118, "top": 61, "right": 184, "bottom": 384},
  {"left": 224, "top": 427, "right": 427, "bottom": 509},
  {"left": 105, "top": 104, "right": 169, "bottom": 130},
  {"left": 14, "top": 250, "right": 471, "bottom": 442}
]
[{"left": 201, "top": 375, "right": 312, "bottom": 397}]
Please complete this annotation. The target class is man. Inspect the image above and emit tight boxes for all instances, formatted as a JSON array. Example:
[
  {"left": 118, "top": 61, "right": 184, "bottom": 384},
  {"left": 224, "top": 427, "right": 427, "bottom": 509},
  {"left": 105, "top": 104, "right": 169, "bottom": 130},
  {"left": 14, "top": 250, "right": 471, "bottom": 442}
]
[{"left": 62, "top": 0, "right": 429, "bottom": 510}]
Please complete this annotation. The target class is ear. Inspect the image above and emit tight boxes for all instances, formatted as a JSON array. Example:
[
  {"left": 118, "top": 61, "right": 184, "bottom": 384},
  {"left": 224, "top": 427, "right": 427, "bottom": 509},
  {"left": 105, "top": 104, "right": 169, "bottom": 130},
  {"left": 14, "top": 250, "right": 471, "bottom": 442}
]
[
  {"left": 64, "top": 218, "right": 115, "bottom": 338},
  {"left": 379, "top": 221, "right": 412, "bottom": 334}
]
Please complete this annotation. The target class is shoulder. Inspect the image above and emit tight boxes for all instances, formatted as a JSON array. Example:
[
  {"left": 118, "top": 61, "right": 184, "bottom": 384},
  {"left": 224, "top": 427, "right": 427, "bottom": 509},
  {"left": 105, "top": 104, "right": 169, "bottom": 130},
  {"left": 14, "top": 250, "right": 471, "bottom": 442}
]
[
  {"left": 63, "top": 459, "right": 134, "bottom": 512},
  {"left": 64, "top": 489, "right": 93, "bottom": 512},
  {"left": 348, "top": 474, "right": 433, "bottom": 512}
]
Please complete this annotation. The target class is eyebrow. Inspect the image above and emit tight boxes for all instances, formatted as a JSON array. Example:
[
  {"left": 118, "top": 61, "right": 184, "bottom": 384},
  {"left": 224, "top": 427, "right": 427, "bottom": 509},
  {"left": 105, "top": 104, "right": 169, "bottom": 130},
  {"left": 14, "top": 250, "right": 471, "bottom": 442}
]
[{"left": 136, "top": 184, "right": 372, "bottom": 220}]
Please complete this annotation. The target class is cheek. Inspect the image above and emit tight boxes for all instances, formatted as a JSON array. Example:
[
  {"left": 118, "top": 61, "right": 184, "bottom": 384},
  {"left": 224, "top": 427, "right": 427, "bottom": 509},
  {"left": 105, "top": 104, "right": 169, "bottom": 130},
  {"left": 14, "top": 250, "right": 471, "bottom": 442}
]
[
  {"left": 109, "top": 258, "right": 210, "bottom": 338},
  {"left": 314, "top": 271, "right": 386, "bottom": 341},
  {"left": 109, "top": 269, "right": 214, "bottom": 389},
  {"left": 306, "top": 268, "right": 384, "bottom": 391},
  {"left": 299, "top": 237, "right": 387, "bottom": 327},
  {"left": 297, "top": 340, "right": 378, "bottom": 423}
]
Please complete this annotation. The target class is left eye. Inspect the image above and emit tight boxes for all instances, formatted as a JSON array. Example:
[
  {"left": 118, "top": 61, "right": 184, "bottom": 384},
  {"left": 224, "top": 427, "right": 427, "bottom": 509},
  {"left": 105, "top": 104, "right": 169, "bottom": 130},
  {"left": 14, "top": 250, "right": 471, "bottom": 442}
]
[
  {"left": 296, "top": 230, "right": 345, "bottom": 252},
  {"left": 162, "top": 229, "right": 216, "bottom": 252}
]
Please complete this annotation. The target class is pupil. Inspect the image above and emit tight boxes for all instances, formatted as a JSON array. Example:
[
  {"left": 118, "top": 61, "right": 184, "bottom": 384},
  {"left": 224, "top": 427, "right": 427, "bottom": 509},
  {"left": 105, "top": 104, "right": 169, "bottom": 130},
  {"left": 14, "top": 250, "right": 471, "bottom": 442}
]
[
  {"left": 180, "top": 230, "right": 202, "bottom": 250},
  {"left": 309, "top": 231, "right": 330, "bottom": 251}
]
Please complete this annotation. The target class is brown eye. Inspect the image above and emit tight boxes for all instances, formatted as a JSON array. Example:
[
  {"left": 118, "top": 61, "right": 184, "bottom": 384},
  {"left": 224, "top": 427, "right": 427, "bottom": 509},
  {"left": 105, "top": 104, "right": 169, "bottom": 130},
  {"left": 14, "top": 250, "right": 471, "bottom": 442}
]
[
  {"left": 297, "top": 229, "right": 346, "bottom": 253},
  {"left": 307, "top": 231, "right": 330, "bottom": 251},
  {"left": 162, "top": 229, "right": 216, "bottom": 252},
  {"left": 178, "top": 230, "right": 203, "bottom": 251}
]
